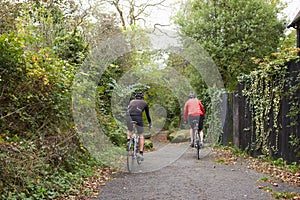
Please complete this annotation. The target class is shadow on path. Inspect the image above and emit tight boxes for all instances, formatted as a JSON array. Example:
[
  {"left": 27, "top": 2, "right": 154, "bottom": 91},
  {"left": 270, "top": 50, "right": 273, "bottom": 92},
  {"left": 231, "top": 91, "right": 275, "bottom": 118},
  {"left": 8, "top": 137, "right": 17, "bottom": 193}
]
[
  {"left": 122, "top": 140, "right": 214, "bottom": 173},
  {"left": 126, "top": 142, "right": 188, "bottom": 173}
]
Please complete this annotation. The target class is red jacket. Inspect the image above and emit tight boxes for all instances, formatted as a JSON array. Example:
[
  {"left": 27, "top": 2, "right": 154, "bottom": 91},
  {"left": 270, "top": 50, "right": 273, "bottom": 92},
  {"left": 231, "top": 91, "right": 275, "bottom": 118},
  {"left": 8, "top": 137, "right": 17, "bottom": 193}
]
[{"left": 184, "top": 98, "right": 205, "bottom": 121}]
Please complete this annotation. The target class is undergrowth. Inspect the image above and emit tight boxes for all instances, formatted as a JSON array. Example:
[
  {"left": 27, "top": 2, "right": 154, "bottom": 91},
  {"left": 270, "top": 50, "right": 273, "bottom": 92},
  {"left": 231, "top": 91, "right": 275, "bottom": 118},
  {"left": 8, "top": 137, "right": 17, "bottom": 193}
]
[{"left": 0, "top": 133, "right": 104, "bottom": 200}]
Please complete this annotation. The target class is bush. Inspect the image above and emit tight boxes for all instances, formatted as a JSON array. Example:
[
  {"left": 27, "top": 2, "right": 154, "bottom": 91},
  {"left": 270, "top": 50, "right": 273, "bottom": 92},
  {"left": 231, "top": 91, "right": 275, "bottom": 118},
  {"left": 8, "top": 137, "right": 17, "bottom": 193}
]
[
  {"left": 0, "top": 134, "right": 103, "bottom": 199},
  {"left": 0, "top": 33, "right": 75, "bottom": 138}
]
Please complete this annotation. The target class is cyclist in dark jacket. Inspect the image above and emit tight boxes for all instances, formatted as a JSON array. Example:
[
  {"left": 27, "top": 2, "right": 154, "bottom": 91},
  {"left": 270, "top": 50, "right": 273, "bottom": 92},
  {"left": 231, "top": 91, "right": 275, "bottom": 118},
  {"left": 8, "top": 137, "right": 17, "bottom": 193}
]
[{"left": 126, "top": 92, "right": 151, "bottom": 160}]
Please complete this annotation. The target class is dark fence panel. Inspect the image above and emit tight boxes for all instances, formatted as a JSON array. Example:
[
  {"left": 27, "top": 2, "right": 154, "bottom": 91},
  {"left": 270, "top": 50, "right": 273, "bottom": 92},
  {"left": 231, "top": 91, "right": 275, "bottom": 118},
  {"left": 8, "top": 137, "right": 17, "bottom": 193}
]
[
  {"left": 221, "top": 93, "right": 233, "bottom": 146},
  {"left": 277, "top": 60, "right": 300, "bottom": 162},
  {"left": 222, "top": 60, "right": 300, "bottom": 163}
]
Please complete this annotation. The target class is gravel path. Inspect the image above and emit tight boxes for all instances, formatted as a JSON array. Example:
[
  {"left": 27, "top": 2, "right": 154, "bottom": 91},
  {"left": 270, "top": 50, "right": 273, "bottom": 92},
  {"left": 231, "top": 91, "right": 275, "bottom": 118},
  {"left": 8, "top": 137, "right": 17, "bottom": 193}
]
[{"left": 95, "top": 141, "right": 300, "bottom": 200}]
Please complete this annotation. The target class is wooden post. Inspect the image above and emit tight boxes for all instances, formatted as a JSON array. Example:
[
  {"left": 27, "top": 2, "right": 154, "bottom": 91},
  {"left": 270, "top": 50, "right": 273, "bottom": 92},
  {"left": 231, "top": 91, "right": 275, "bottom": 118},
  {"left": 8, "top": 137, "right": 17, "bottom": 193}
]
[
  {"left": 233, "top": 92, "right": 240, "bottom": 148},
  {"left": 222, "top": 92, "right": 233, "bottom": 146}
]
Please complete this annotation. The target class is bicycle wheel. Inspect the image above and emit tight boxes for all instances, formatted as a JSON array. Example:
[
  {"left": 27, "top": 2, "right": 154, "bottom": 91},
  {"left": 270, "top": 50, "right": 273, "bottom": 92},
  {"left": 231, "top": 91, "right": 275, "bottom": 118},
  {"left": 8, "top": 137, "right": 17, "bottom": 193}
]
[
  {"left": 194, "top": 131, "right": 202, "bottom": 160},
  {"left": 196, "top": 140, "right": 201, "bottom": 160},
  {"left": 126, "top": 140, "right": 135, "bottom": 173}
]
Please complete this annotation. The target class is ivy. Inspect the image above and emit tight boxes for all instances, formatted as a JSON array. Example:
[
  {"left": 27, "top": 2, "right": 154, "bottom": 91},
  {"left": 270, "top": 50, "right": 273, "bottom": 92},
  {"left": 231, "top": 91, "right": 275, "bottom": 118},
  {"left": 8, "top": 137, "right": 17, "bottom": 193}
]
[
  {"left": 238, "top": 48, "right": 300, "bottom": 156},
  {"left": 205, "top": 87, "right": 225, "bottom": 145}
]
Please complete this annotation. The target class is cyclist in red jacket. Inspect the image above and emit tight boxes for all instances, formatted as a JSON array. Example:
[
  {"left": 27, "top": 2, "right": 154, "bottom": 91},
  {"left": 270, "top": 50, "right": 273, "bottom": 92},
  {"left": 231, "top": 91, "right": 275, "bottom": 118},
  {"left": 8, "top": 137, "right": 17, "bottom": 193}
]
[{"left": 184, "top": 93, "right": 205, "bottom": 147}]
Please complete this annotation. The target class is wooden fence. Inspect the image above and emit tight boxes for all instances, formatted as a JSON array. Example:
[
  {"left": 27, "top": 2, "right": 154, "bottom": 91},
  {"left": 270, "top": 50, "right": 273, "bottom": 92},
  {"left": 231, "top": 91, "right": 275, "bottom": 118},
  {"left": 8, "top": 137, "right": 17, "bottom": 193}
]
[{"left": 221, "top": 60, "right": 300, "bottom": 163}]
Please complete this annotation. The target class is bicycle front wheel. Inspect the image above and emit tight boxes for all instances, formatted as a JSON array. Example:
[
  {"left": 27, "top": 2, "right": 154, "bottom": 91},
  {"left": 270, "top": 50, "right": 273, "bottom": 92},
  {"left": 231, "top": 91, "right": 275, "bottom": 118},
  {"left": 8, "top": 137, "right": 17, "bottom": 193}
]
[{"left": 126, "top": 140, "right": 135, "bottom": 173}]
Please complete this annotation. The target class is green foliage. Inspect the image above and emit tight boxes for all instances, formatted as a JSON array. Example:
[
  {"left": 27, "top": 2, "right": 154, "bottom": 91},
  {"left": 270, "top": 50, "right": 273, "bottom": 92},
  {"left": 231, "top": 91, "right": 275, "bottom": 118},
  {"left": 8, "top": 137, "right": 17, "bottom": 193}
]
[
  {"left": 272, "top": 191, "right": 299, "bottom": 199},
  {"left": 0, "top": 0, "right": 106, "bottom": 198},
  {"left": 147, "top": 85, "right": 181, "bottom": 130},
  {"left": 0, "top": 0, "right": 88, "bottom": 138},
  {"left": 259, "top": 177, "right": 269, "bottom": 182},
  {"left": 175, "top": 0, "right": 286, "bottom": 90},
  {"left": 229, "top": 146, "right": 246, "bottom": 156},
  {"left": 289, "top": 134, "right": 300, "bottom": 154},
  {"left": 144, "top": 140, "right": 153, "bottom": 149},
  {"left": 0, "top": 0, "right": 23, "bottom": 34},
  {"left": 0, "top": 136, "right": 102, "bottom": 199},
  {"left": 215, "top": 144, "right": 245, "bottom": 156},
  {"left": 272, "top": 157, "right": 285, "bottom": 167},
  {"left": 95, "top": 66, "right": 129, "bottom": 147},
  {"left": 0, "top": 33, "right": 76, "bottom": 138},
  {"left": 54, "top": 32, "right": 89, "bottom": 65},
  {"left": 285, "top": 162, "right": 300, "bottom": 174},
  {"left": 216, "top": 159, "right": 225, "bottom": 163},
  {"left": 239, "top": 48, "right": 300, "bottom": 156},
  {"left": 259, "top": 180, "right": 300, "bottom": 199},
  {"left": 271, "top": 158, "right": 300, "bottom": 173},
  {"left": 204, "top": 88, "right": 225, "bottom": 145},
  {"left": 279, "top": 30, "right": 297, "bottom": 50}
]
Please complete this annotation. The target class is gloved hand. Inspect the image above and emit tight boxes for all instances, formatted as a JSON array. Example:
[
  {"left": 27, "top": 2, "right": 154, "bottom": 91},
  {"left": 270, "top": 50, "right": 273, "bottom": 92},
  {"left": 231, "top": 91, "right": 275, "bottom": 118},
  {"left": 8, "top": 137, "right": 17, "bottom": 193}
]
[
  {"left": 149, "top": 123, "right": 152, "bottom": 129},
  {"left": 184, "top": 121, "right": 188, "bottom": 125}
]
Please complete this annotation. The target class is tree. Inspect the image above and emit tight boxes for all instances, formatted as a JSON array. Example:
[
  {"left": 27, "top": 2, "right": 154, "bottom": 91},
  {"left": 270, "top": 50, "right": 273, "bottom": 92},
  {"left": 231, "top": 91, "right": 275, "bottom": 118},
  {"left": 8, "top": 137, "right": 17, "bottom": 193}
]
[
  {"left": 175, "top": 0, "right": 286, "bottom": 90},
  {"left": 108, "top": 0, "right": 168, "bottom": 30},
  {"left": 80, "top": 9, "right": 121, "bottom": 48},
  {"left": 0, "top": 0, "right": 129, "bottom": 199},
  {"left": 15, "top": 0, "right": 84, "bottom": 49},
  {"left": 0, "top": 0, "right": 23, "bottom": 34}
]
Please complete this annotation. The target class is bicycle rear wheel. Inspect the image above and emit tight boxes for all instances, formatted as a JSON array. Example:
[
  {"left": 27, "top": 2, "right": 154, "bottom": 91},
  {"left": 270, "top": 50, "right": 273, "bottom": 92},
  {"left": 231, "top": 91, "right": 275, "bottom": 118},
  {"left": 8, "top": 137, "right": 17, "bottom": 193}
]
[
  {"left": 126, "top": 140, "right": 135, "bottom": 173},
  {"left": 196, "top": 140, "right": 201, "bottom": 160},
  {"left": 194, "top": 131, "right": 202, "bottom": 160}
]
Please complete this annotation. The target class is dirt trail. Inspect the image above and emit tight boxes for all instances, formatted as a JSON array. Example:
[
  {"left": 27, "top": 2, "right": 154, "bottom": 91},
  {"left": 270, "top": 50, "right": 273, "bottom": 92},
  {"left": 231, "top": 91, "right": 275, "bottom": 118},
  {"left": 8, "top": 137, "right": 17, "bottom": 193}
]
[{"left": 95, "top": 134, "right": 300, "bottom": 200}]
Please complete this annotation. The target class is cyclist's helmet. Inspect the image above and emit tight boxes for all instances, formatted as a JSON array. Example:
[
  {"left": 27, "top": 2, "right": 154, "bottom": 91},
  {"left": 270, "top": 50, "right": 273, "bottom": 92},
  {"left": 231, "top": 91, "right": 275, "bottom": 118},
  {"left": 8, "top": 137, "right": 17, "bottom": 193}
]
[
  {"left": 135, "top": 92, "right": 144, "bottom": 99},
  {"left": 188, "top": 93, "right": 195, "bottom": 98}
]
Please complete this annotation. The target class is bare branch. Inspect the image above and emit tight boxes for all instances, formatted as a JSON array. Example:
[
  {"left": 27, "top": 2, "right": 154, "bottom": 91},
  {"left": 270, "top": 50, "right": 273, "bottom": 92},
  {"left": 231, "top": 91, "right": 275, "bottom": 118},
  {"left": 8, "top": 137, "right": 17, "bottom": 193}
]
[
  {"left": 111, "top": 0, "right": 170, "bottom": 28},
  {"left": 0, "top": 105, "right": 28, "bottom": 120},
  {"left": 112, "top": 0, "right": 127, "bottom": 29},
  {"left": 134, "top": 0, "right": 168, "bottom": 21},
  {"left": 152, "top": 23, "right": 178, "bottom": 38},
  {"left": 153, "top": 23, "right": 172, "bottom": 29}
]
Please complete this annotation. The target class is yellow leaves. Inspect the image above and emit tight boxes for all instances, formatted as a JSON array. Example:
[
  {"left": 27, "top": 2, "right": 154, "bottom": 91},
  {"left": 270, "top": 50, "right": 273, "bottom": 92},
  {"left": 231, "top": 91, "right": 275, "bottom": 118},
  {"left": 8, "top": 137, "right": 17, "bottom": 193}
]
[
  {"left": 26, "top": 95, "right": 32, "bottom": 103},
  {"left": 9, "top": 94, "right": 17, "bottom": 101},
  {"left": 31, "top": 54, "right": 38, "bottom": 63},
  {"left": 214, "top": 147, "right": 300, "bottom": 199},
  {"left": 251, "top": 57, "right": 261, "bottom": 64},
  {"left": 213, "top": 148, "right": 241, "bottom": 165},
  {"left": 258, "top": 185, "right": 264, "bottom": 189},
  {"left": 42, "top": 77, "right": 49, "bottom": 86},
  {"left": 248, "top": 159, "right": 300, "bottom": 188},
  {"left": 77, "top": 167, "right": 114, "bottom": 199},
  {"left": 271, "top": 53, "right": 280, "bottom": 57}
]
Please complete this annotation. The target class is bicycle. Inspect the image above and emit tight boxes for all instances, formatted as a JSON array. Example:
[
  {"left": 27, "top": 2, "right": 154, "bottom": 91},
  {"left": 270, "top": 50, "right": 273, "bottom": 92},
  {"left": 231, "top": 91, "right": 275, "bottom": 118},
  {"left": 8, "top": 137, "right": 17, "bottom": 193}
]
[
  {"left": 126, "top": 121, "right": 142, "bottom": 173},
  {"left": 192, "top": 119, "right": 202, "bottom": 160}
]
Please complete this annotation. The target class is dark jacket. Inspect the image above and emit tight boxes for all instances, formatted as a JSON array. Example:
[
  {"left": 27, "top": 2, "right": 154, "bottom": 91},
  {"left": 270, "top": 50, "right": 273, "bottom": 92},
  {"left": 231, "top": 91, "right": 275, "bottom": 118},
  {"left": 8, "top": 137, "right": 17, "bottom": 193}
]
[{"left": 126, "top": 99, "right": 151, "bottom": 124}]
